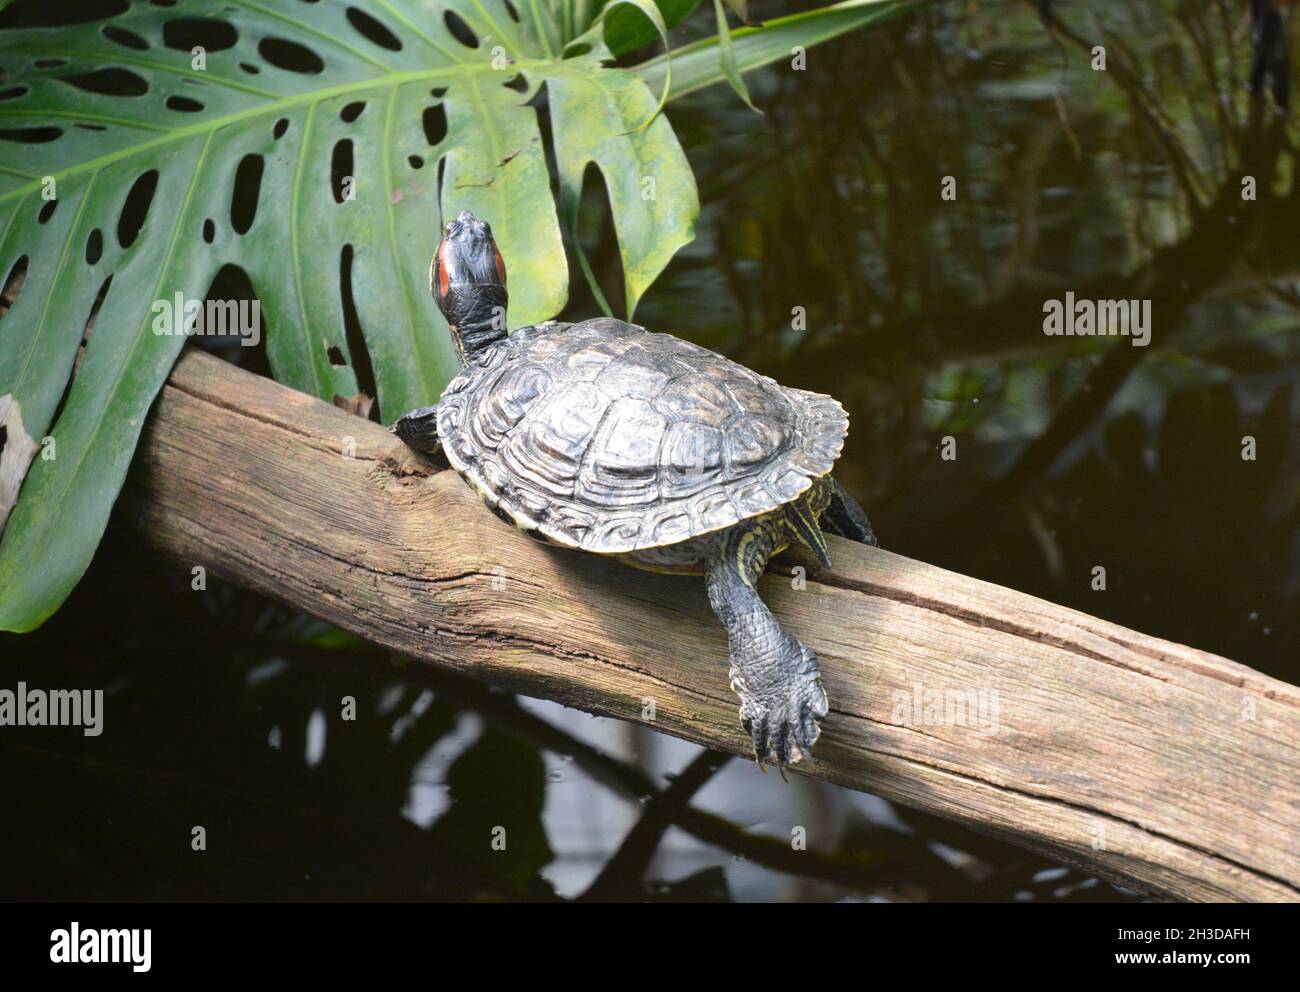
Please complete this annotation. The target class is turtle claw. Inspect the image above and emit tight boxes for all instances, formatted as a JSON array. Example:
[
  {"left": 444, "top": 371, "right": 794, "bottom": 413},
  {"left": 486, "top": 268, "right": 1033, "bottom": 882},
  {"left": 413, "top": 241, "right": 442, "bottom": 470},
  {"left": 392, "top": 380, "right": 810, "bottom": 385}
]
[{"left": 733, "top": 639, "right": 829, "bottom": 773}]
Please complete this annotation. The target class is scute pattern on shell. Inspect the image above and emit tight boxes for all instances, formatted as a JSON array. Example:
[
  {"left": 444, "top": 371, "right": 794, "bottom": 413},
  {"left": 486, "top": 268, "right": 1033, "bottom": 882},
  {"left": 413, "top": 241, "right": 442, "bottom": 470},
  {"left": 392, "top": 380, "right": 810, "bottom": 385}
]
[{"left": 437, "top": 318, "right": 848, "bottom": 553}]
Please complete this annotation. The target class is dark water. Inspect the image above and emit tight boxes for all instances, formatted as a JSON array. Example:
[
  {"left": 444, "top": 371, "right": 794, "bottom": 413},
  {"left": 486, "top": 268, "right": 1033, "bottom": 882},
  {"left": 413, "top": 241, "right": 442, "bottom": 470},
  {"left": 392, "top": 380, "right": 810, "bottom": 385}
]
[{"left": 2, "top": 1, "right": 1297, "bottom": 901}]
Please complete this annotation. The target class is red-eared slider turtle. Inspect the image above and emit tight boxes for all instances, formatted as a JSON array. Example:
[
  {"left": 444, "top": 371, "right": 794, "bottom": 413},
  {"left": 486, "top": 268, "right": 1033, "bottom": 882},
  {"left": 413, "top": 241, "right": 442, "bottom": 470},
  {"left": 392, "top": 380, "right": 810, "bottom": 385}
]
[{"left": 393, "top": 210, "right": 877, "bottom": 769}]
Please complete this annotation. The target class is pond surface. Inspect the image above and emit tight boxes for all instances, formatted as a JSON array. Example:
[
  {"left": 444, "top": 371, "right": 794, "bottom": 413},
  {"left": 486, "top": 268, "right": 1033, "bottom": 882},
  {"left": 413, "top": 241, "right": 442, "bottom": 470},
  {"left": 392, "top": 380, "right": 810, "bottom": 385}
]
[{"left": 2, "top": 0, "right": 1297, "bottom": 901}]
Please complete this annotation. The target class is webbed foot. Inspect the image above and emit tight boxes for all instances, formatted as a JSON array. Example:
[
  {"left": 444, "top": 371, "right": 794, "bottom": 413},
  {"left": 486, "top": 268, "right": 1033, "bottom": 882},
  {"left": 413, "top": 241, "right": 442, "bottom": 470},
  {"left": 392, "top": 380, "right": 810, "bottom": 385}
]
[{"left": 729, "top": 622, "right": 828, "bottom": 769}]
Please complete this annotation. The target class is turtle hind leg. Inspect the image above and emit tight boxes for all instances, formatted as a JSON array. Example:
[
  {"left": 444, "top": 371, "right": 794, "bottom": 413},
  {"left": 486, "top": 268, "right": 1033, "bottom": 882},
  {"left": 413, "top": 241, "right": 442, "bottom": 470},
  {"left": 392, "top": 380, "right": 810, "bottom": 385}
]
[
  {"left": 820, "top": 477, "right": 878, "bottom": 547},
  {"left": 704, "top": 518, "right": 829, "bottom": 769},
  {"left": 390, "top": 404, "right": 441, "bottom": 454}
]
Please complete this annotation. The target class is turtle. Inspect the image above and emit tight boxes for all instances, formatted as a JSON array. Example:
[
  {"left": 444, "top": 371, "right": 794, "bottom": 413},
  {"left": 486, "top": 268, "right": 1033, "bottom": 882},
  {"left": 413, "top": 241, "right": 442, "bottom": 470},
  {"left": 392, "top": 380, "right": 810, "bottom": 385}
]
[{"left": 391, "top": 210, "right": 877, "bottom": 770}]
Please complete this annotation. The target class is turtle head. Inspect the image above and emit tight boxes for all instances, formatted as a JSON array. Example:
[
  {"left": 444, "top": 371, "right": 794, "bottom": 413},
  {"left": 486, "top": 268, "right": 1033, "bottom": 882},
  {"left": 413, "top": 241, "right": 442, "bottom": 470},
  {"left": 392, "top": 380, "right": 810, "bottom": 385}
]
[{"left": 431, "top": 209, "right": 509, "bottom": 364}]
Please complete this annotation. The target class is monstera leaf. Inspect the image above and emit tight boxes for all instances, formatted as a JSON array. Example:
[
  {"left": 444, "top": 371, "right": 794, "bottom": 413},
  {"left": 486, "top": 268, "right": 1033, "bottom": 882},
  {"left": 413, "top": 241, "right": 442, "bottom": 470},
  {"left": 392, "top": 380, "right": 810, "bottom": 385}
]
[{"left": 0, "top": 0, "right": 917, "bottom": 632}]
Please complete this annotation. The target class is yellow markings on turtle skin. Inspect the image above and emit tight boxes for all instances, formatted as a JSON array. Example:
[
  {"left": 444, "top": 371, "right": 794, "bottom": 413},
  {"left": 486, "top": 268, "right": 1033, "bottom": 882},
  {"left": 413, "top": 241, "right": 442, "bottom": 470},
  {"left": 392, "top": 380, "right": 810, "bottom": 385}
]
[
  {"left": 722, "top": 511, "right": 790, "bottom": 587},
  {"left": 811, "top": 471, "right": 836, "bottom": 515},
  {"left": 735, "top": 528, "right": 758, "bottom": 586},
  {"left": 785, "top": 496, "right": 830, "bottom": 567}
]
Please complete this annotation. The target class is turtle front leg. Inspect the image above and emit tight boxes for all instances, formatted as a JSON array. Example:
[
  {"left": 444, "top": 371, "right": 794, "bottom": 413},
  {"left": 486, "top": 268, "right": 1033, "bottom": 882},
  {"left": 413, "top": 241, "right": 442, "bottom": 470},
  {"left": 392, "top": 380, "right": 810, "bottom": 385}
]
[
  {"left": 704, "top": 518, "right": 829, "bottom": 770},
  {"left": 820, "top": 477, "right": 878, "bottom": 547},
  {"left": 389, "top": 404, "right": 441, "bottom": 455}
]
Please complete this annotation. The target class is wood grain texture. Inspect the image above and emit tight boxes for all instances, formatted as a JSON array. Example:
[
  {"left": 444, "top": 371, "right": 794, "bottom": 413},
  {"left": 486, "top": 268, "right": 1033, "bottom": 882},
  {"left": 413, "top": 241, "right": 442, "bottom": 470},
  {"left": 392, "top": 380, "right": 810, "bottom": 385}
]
[{"left": 120, "top": 350, "right": 1300, "bottom": 902}]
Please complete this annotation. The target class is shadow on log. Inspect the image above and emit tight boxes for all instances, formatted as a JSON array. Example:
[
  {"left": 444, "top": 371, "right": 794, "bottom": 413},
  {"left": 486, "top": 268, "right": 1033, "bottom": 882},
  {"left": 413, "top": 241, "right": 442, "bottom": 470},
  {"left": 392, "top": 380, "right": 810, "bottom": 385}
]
[{"left": 120, "top": 350, "right": 1300, "bottom": 902}]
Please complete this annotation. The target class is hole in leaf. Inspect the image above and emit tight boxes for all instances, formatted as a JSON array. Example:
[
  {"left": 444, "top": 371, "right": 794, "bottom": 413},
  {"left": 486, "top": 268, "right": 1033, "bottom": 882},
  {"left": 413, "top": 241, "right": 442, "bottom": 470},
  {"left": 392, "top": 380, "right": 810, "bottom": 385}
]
[
  {"left": 444, "top": 12, "right": 478, "bottom": 48},
  {"left": 1, "top": 255, "right": 30, "bottom": 318},
  {"left": 151, "top": 0, "right": 177, "bottom": 6},
  {"left": 239, "top": 62, "right": 260, "bottom": 74},
  {"left": 165, "top": 94, "right": 204, "bottom": 113},
  {"left": 37, "top": 200, "right": 56, "bottom": 223},
  {"left": 0, "top": 0, "right": 128, "bottom": 28},
  {"left": 339, "top": 243, "right": 378, "bottom": 419},
  {"left": 504, "top": 73, "right": 527, "bottom": 93},
  {"left": 259, "top": 37, "right": 324, "bottom": 74},
  {"left": 196, "top": 273, "right": 251, "bottom": 332},
  {"left": 326, "top": 342, "right": 346, "bottom": 366},
  {"left": 422, "top": 104, "right": 447, "bottom": 146},
  {"left": 0, "top": 126, "right": 61, "bottom": 143},
  {"left": 230, "top": 154, "right": 264, "bottom": 235},
  {"left": 75, "top": 123, "right": 108, "bottom": 131},
  {"left": 58, "top": 67, "right": 148, "bottom": 97},
  {"left": 346, "top": 7, "right": 401, "bottom": 51},
  {"left": 340, "top": 101, "right": 365, "bottom": 123},
  {"left": 202, "top": 218, "right": 215, "bottom": 243},
  {"left": 194, "top": 264, "right": 263, "bottom": 356},
  {"left": 272, "top": 117, "right": 289, "bottom": 139},
  {"left": 502, "top": 0, "right": 520, "bottom": 23},
  {"left": 85, "top": 228, "right": 103, "bottom": 265},
  {"left": 117, "top": 169, "right": 158, "bottom": 249},
  {"left": 430, "top": 87, "right": 447, "bottom": 98},
  {"left": 82, "top": 275, "right": 113, "bottom": 352},
  {"left": 565, "top": 163, "right": 620, "bottom": 314},
  {"left": 102, "top": 24, "right": 148, "bottom": 50},
  {"left": 33, "top": 59, "right": 67, "bottom": 69},
  {"left": 436, "top": 156, "right": 447, "bottom": 220},
  {"left": 50, "top": 274, "right": 115, "bottom": 428},
  {"left": 408, "top": 154, "right": 424, "bottom": 169},
  {"left": 0, "top": 87, "right": 28, "bottom": 101},
  {"left": 331, "top": 139, "right": 353, "bottom": 203},
  {"left": 162, "top": 18, "right": 238, "bottom": 52}
]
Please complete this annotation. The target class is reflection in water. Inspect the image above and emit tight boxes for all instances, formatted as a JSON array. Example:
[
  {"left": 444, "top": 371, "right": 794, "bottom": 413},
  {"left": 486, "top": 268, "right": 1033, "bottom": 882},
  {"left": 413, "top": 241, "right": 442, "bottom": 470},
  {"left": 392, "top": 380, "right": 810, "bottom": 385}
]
[{"left": 2, "top": 0, "right": 1296, "bottom": 901}]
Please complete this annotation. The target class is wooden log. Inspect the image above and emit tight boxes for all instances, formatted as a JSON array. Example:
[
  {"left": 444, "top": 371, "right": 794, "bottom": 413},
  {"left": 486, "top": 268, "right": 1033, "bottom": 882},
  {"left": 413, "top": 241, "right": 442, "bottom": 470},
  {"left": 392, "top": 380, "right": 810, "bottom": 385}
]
[{"left": 119, "top": 350, "right": 1300, "bottom": 902}]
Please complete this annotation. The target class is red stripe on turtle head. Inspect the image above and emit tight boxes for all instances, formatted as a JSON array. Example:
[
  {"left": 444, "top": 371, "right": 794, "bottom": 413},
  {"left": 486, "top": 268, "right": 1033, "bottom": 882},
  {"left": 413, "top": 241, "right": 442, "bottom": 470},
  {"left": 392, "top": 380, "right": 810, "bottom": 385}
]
[
  {"left": 493, "top": 243, "right": 507, "bottom": 289},
  {"left": 435, "top": 238, "right": 451, "bottom": 303}
]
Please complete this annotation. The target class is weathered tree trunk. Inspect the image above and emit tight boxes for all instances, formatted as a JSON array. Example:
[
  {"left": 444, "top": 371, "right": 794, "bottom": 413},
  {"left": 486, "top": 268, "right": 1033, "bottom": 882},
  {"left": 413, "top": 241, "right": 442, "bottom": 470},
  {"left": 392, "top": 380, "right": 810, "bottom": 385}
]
[{"left": 119, "top": 350, "right": 1300, "bottom": 902}]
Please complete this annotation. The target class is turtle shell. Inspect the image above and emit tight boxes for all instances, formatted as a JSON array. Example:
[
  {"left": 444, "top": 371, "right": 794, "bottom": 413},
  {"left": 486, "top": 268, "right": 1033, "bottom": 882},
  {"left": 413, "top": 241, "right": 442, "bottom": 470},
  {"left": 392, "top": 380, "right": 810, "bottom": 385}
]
[{"left": 436, "top": 317, "right": 848, "bottom": 553}]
